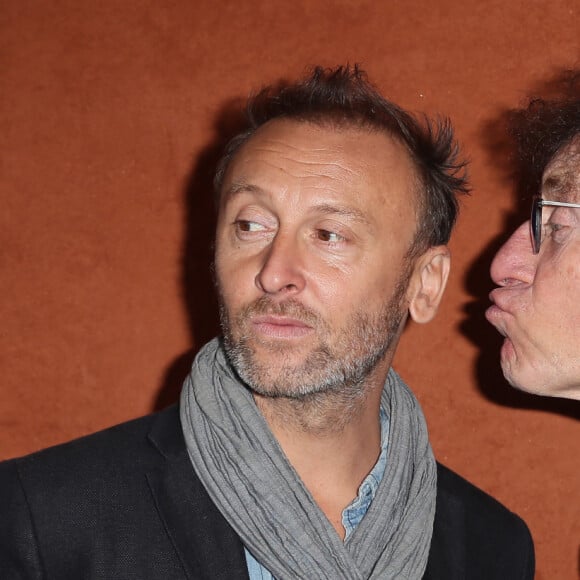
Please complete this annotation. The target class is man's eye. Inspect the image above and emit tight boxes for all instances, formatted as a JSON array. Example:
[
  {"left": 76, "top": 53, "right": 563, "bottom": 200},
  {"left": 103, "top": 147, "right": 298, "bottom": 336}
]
[
  {"left": 316, "top": 230, "right": 344, "bottom": 243},
  {"left": 235, "top": 220, "right": 266, "bottom": 233},
  {"left": 545, "top": 222, "right": 565, "bottom": 235},
  {"left": 543, "top": 221, "right": 568, "bottom": 247}
]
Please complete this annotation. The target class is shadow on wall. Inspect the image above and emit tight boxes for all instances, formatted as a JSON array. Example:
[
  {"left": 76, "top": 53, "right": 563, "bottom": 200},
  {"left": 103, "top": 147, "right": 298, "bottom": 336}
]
[
  {"left": 153, "top": 98, "right": 250, "bottom": 411},
  {"left": 459, "top": 68, "right": 580, "bottom": 421}
]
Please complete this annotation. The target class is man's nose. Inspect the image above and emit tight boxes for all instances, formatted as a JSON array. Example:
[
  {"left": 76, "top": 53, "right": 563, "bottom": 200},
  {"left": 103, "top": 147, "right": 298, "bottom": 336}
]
[
  {"left": 490, "top": 221, "right": 537, "bottom": 287},
  {"left": 255, "top": 233, "right": 306, "bottom": 295}
]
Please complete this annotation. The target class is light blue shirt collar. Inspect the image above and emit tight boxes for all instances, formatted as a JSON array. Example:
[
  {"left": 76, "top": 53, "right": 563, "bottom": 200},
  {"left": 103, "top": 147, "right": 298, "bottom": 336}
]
[{"left": 245, "top": 407, "right": 390, "bottom": 578}]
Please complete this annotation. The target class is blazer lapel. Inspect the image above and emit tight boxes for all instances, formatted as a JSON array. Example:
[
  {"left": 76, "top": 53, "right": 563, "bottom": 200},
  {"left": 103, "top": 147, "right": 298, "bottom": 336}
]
[
  {"left": 423, "top": 463, "right": 466, "bottom": 580},
  {"left": 145, "top": 405, "right": 249, "bottom": 580},
  {"left": 143, "top": 408, "right": 471, "bottom": 580}
]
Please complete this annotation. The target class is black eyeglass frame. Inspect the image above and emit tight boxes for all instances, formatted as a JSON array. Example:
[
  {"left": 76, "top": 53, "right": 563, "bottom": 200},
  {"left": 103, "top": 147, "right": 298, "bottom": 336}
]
[{"left": 530, "top": 196, "right": 580, "bottom": 254}]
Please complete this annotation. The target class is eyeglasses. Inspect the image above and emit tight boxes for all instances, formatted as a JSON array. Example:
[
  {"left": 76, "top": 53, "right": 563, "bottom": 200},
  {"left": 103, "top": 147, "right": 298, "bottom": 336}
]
[{"left": 530, "top": 196, "right": 580, "bottom": 254}]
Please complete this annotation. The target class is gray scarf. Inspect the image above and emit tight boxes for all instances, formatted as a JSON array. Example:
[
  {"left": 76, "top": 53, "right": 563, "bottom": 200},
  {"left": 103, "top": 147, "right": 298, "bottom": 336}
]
[{"left": 180, "top": 338, "right": 436, "bottom": 579}]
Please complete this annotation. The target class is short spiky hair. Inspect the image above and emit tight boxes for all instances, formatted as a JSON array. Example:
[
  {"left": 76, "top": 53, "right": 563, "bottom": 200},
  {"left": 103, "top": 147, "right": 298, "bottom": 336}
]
[
  {"left": 509, "top": 70, "right": 580, "bottom": 196},
  {"left": 214, "top": 65, "right": 469, "bottom": 253}
]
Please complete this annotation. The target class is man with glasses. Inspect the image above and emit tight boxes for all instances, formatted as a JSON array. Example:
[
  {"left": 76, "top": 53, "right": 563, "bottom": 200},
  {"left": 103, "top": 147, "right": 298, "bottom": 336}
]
[{"left": 487, "top": 74, "right": 580, "bottom": 400}]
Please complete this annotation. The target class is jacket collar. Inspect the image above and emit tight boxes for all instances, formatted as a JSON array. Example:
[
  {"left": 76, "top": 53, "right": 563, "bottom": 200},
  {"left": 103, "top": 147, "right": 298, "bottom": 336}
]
[
  {"left": 146, "top": 405, "right": 249, "bottom": 579},
  {"left": 423, "top": 463, "right": 466, "bottom": 579}
]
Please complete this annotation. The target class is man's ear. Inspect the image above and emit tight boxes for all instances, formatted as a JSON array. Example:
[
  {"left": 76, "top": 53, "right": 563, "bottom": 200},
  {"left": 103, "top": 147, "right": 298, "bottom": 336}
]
[{"left": 407, "top": 246, "right": 451, "bottom": 324}]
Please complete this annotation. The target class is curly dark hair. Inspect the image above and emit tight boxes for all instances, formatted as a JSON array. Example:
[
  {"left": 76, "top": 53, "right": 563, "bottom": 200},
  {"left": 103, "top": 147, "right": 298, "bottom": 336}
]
[
  {"left": 214, "top": 65, "right": 469, "bottom": 254},
  {"left": 508, "top": 70, "right": 580, "bottom": 196}
]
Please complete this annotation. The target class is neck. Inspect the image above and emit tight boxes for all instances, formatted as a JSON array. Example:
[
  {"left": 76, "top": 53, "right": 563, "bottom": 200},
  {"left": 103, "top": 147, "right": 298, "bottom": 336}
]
[{"left": 253, "top": 367, "right": 387, "bottom": 538}]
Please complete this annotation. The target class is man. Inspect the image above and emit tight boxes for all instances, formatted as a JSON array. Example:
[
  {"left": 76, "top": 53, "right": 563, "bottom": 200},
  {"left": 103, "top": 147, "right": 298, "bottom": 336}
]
[
  {"left": 487, "top": 73, "right": 580, "bottom": 400},
  {"left": 1, "top": 66, "right": 533, "bottom": 579}
]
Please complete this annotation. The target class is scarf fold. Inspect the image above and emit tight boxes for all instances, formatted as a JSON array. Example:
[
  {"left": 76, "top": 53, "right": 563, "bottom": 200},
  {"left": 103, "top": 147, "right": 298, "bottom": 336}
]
[{"left": 180, "top": 338, "right": 436, "bottom": 580}]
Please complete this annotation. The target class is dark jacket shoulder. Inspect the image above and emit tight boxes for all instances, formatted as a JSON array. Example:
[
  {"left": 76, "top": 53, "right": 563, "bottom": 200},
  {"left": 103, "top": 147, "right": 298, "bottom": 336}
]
[
  {"left": 2, "top": 407, "right": 173, "bottom": 469},
  {"left": 0, "top": 406, "right": 210, "bottom": 579},
  {"left": 425, "top": 462, "right": 535, "bottom": 580}
]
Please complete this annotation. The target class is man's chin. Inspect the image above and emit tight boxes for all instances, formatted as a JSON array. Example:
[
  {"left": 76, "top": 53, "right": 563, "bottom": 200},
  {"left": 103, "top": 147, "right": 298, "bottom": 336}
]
[
  {"left": 502, "top": 362, "right": 549, "bottom": 397},
  {"left": 237, "top": 367, "right": 321, "bottom": 399},
  {"left": 231, "top": 350, "right": 339, "bottom": 399},
  {"left": 238, "top": 359, "right": 308, "bottom": 388}
]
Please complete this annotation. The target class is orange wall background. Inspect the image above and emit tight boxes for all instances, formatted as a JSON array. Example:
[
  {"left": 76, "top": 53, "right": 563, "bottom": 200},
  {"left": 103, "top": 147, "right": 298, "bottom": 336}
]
[{"left": 1, "top": 1, "right": 579, "bottom": 577}]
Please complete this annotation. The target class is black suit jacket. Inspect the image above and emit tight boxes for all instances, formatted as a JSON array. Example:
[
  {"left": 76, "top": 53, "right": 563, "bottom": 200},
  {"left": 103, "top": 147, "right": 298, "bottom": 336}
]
[{"left": 0, "top": 405, "right": 534, "bottom": 579}]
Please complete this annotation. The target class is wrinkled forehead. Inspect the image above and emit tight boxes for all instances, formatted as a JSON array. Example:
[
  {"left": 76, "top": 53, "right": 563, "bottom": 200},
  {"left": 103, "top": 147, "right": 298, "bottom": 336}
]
[{"left": 542, "top": 135, "right": 580, "bottom": 203}]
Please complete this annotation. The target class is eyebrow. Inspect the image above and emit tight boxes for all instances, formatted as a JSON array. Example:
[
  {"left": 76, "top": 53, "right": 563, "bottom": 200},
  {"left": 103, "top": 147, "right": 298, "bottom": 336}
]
[
  {"left": 222, "top": 181, "right": 372, "bottom": 225},
  {"left": 308, "top": 203, "right": 371, "bottom": 225},
  {"left": 222, "top": 181, "right": 266, "bottom": 201}
]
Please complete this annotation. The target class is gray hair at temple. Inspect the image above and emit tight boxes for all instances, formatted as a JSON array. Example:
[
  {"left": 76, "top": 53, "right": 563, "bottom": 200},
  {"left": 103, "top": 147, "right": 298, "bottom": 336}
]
[{"left": 213, "top": 65, "right": 469, "bottom": 257}]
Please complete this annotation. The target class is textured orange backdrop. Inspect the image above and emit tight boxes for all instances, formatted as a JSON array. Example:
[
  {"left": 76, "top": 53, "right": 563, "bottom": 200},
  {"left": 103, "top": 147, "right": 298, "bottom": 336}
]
[{"left": 1, "top": 1, "right": 579, "bottom": 578}]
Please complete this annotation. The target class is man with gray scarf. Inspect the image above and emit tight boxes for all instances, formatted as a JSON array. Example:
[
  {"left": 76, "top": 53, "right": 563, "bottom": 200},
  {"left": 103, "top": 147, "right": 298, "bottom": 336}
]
[{"left": 0, "top": 66, "right": 533, "bottom": 579}]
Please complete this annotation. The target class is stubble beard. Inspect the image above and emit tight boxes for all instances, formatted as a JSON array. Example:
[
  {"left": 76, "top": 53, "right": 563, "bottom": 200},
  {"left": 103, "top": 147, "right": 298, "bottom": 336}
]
[{"left": 218, "top": 271, "right": 410, "bottom": 410}]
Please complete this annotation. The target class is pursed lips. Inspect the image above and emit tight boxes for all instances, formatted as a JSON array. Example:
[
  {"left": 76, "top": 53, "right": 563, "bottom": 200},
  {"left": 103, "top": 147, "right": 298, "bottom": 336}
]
[{"left": 486, "top": 289, "right": 516, "bottom": 338}]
